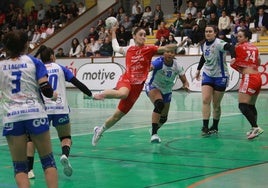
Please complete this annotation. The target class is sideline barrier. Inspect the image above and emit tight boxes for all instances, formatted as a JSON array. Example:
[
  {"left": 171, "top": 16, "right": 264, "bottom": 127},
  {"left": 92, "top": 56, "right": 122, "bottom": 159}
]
[{"left": 57, "top": 55, "right": 268, "bottom": 91}]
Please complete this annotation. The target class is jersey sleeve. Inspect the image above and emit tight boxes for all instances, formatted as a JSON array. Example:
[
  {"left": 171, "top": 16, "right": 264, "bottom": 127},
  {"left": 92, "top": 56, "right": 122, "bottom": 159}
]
[
  {"left": 28, "top": 55, "right": 48, "bottom": 80},
  {"left": 59, "top": 64, "right": 75, "bottom": 82},
  {"left": 217, "top": 39, "right": 227, "bottom": 52}
]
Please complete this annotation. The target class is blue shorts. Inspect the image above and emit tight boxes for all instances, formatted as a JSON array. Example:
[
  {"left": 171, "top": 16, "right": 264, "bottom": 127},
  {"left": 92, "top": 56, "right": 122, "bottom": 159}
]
[
  {"left": 145, "top": 84, "right": 172, "bottom": 103},
  {"left": 2, "top": 118, "right": 49, "bottom": 136},
  {"left": 202, "top": 72, "right": 229, "bottom": 92},
  {"left": 48, "top": 114, "right": 70, "bottom": 127}
]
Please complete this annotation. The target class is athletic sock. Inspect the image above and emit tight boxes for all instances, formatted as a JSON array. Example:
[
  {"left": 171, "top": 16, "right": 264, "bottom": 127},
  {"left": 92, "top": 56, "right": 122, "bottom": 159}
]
[
  {"left": 27, "top": 156, "right": 34, "bottom": 171},
  {"left": 212, "top": 119, "right": 219, "bottom": 130},
  {"left": 203, "top": 119, "right": 209, "bottom": 128},
  {"left": 62, "top": 145, "right": 70, "bottom": 157},
  {"left": 152, "top": 123, "right": 159, "bottom": 135}
]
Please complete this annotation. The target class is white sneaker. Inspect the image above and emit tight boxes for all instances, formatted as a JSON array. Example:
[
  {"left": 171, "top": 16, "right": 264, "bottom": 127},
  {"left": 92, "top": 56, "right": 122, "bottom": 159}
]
[
  {"left": 247, "top": 127, "right": 264, "bottom": 139},
  {"left": 150, "top": 134, "right": 161, "bottom": 143},
  {"left": 92, "top": 126, "right": 103, "bottom": 146},
  {"left": 28, "top": 170, "right": 35, "bottom": 179},
  {"left": 60, "top": 154, "right": 73, "bottom": 177}
]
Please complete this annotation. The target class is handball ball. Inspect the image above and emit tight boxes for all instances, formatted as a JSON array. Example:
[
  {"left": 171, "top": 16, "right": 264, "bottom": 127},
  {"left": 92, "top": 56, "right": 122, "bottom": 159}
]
[{"left": 105, "top": 17, "right": 118, "bottom": 29}]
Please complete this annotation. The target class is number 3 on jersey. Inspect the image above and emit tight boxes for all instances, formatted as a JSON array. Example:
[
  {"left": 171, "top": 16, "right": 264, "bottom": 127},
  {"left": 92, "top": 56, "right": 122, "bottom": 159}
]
[{"left": 12, "top": 71, "right": 22, "bottom": 93}]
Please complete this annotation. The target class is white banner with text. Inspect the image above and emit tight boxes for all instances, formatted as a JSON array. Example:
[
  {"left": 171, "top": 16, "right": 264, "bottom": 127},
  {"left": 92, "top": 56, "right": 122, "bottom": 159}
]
[{"left": 57, "top": 55, "right": 268, "bottom": 91}]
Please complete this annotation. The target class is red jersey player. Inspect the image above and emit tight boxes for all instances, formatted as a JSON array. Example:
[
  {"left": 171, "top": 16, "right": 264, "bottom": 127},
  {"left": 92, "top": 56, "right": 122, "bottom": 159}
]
[
  {"left": 92, "top": 26, "right": 178, "bottom": 146},
  {"left": 230, "top": 29, "right": 263, "bottom": 139}
]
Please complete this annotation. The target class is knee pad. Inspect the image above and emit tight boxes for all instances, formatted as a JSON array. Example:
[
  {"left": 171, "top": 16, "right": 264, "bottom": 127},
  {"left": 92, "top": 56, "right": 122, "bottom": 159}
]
[
  {"left": 59, "top": 135, "right": 71, "bottom": 142},
  {"left": 153, "top": 99, "right": 164, "bottom": 114},
  {"left": 40, "top": 153, "right": 57, "bottom": 170},
  {"left": 13, "top": 160, "right": 28, "bottom": 175},
  {"left": 159, "top": 116, "right": 167, "bottom": 124}
]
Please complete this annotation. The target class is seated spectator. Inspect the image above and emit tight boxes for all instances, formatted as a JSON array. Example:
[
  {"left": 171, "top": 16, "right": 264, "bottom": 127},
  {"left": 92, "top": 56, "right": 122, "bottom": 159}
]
[
  {"left": 96, "top": 19, "right": 105, "bottom": 32},
  {"left": 170, "top": 12, "right": 184, "bottom": 37},
  {"left": 120, "top": 15, "right": 133, "bottom": 34},
  {"left": 253, "top": 7, "right": 268, "bottom": 36},
  {"left": 116, "top": 7, "right": 126, "bottom": 23},
  {"left": 152, "top": 4, "right": 164, "bottom": 30},
  {"left": 130, "top": 1, "right": 143, "bottom": 25},
  {"left": 117, "top": 25, "right": 129, "bottom": 46},
  {"left": 106, "top": 7, "right": 117, "bottom": 18},
  {"left": 69, "top": 37, "right": 82, "bottom": 57},
  {"left": 245, "top": 0, "right": 257, "bottom": 22},
  {"left": 184, "top": 1, "right": 197, "bottom": 18},
  {"left": 30, "top": 24, "right": 41, "bottom": 48},
  {"left": 231, "top": 19, "right": 249, "bottom": 45},
  {"left": 39, "top": 23, "right": 48, "bottom": 40},
  {"left": 45, "top": 23, "right": 55, "bottom": 38},
  {"left": 173, "top": 0, "right": 183, "bottom": 13},
  {"left": 78, "top": 2, "right": 86, "bottom": 15},
  {"left": 236, "top": 0, "right": 246, "bottom": 18},
  {"left": 80, "top": 37, "right": 93, "bottom": 57},
  {"left": 167, "top": 34, "right": 178, "bottom": 44},
  {"left": 139, "top": 6, "right": 153, "bottom": 30},
  {"left": 217, "top": 0, "right": 229, "bottom": 17},
  {"left": 68, "top": 2, "right": 79, "bottom": 18},
  {"left": 88, "top": 37, "right": 102, "bottom": 54},
  {"left": 218, "top": 10, "right": 231, "bottom": 35},
  {"left": 207, "top": 12, "right": 218, "bottom": 27},
  {"left": 98, "top": 26, "right": 109, "bottom": 41},
  {"left": 190, "top": 11, "right": 207, "bottom": 45},
  {"left": 182, "top": 13, "right": 195, "bottom": 39},
  {"left": 255, "top": 0, "right": 268, "bottom": 10},
  {"left": 55, "top": 47, "right": 66, "bottom": 58},
  {"left": 203, "top": 0, "right": 217, "bottom": 20},
  {"left": 99, "top": 36, "right": 113, "bottom": 56},
  {"left": 155, "top": 36, "right": 167, "bottom": 47},
  {"left": 87, "top": 27, "right": 99, "bottom": 41},
  {"left": 155, "top": 21, "right": 170, "bottom": 40}
]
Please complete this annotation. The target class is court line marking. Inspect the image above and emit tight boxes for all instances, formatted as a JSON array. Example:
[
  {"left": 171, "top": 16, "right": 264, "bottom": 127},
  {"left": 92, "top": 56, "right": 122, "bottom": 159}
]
[{"left": 0, "top": 112, "right": 242, "bottom": 146}]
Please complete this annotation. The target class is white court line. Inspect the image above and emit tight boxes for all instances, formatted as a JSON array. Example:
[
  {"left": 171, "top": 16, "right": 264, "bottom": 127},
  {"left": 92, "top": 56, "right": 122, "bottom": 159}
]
[{"left": 0, "top": 112, "right": 241, "bottom": 146}]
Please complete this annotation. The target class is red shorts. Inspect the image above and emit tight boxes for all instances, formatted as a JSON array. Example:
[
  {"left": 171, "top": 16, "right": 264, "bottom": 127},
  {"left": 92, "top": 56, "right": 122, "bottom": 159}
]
[
  {"left": 116, "top": 78, "right": 144, "bottom": 114},
  {"left": 239, "top": 73, "right": 261, "bottom": 95}
]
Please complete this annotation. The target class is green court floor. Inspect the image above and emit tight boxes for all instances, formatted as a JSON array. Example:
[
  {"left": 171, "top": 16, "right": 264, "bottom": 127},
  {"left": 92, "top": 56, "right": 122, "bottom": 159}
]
[{"left": 0, "top": 89, "right": 268, "bottom": 188}]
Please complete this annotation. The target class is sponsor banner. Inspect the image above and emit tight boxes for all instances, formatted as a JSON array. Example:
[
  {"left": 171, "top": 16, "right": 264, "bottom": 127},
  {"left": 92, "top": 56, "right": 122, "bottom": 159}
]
[
  {"left": 56, "top": 55, "right": 268, "bottom": 91},
  {"left": 76, "top": 63, "right": 124, "bottom": 90}
]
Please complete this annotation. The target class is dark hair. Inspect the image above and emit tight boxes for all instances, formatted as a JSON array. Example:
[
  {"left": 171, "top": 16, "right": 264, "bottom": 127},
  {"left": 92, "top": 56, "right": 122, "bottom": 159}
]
[
  {"left": 3, "top": 30, "right": 28, "bottom": 58},
  {"left": 133, "top": 27, "right": 145, "bottom": 35},
  {"left": 238, "top": 29, "right": 252, "bottom": 40},
  {"left": 35, "top": 45, "right": 54, "bottom": 63},
  {"left": 206, "top": 25, "right": 218, "bottom": 34}
]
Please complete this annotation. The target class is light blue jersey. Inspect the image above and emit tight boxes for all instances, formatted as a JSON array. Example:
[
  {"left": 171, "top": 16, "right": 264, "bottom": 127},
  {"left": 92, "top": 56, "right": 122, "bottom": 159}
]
[
  {"left": 146, "top": 57, "right": 185, "bottom": 94},
  {"left": 201, "top": 38, "right": 229, "bottom": 78},
  {"left": 42, "top": 62, "right": 74, "bottom": 115},
  {"left": 0, "top": 55, "right": 48, "bottom": 124}
]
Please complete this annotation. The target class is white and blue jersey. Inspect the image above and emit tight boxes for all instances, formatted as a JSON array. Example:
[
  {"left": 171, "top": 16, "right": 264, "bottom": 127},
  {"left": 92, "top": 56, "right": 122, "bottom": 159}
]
[
  {"left": 201, "top": 38, "right": 229, "bottom": 78},
  {"left": 0, "top": 55, "right": 48, "bottom": 124},
  {"left": 146, "top": 57, "right": 185, "bottom": 95},
  {"left": 42, "top": 62, "right": 74, "bottom": 115}
]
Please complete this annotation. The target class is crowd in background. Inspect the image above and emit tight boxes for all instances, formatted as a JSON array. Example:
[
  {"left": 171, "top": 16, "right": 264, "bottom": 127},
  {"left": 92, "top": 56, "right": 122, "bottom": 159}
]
[{"left": 0, "top": 0, "right": 268, "bottom": 58}]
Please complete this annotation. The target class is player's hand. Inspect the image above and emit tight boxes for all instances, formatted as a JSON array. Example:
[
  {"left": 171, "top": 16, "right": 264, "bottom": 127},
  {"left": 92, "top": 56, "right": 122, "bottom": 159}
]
[
  {"left": 195, "top": 70, "right": 201, "bottom": 81},
  {"left": 93, "top": 92, "right": 105, "bottom": 100},
  {"left": 51, "top": 91, "right": 58, "bottom": 101}
]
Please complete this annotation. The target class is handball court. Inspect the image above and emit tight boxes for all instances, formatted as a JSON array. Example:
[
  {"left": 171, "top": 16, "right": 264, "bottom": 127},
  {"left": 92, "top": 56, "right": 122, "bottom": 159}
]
[{"left": 1, "top": 89, "right": 268, "bottom": 188}]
